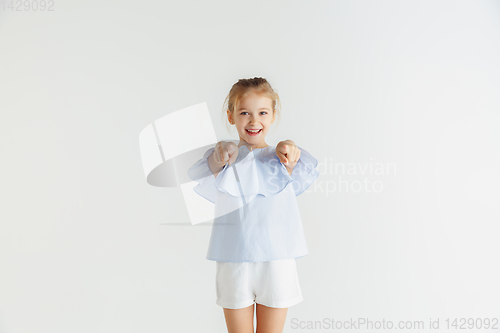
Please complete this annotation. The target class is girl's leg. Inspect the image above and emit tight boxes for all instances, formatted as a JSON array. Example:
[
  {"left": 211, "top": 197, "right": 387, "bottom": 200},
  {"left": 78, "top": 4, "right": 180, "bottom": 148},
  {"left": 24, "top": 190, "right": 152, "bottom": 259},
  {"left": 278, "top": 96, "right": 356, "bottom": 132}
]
[
  {"left": 223, "top": 303, "right": 255, "bottom": 333},
  {"left": 255, "top": 303, "right": 288, "bottom": 333}
]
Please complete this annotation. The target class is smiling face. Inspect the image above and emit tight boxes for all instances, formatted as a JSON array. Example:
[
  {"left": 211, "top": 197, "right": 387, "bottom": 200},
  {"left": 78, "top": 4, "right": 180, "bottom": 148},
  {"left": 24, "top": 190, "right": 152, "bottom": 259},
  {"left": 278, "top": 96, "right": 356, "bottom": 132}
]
[{"left": 227, "top": 93, "right": 276, "bottom": 150}]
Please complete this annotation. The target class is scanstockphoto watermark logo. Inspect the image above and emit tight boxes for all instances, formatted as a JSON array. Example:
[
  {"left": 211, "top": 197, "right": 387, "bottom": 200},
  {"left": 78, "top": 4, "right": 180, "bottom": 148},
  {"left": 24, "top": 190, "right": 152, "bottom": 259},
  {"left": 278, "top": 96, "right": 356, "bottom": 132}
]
[
  {"left": 266, "top": 157, "right": 397, "bottom": 196},
  {"left": 161, "top": 149, "right": 397, "bottom": 226},
  {"left": 2, "top": 0, "right": 55, "bottom": 11},
  {"left": 312, "top": 157, "right": 397, "bottom": 195},
  {"left": 290, "top": 317, "right": 499, "bottom": 330}
]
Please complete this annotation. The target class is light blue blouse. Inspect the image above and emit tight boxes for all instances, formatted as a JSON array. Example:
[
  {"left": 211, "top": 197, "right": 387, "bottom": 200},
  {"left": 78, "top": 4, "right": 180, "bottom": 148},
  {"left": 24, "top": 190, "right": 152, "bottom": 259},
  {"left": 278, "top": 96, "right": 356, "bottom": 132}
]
[{"left": 188, "top": 144, "right": 319, "bottom": 262}]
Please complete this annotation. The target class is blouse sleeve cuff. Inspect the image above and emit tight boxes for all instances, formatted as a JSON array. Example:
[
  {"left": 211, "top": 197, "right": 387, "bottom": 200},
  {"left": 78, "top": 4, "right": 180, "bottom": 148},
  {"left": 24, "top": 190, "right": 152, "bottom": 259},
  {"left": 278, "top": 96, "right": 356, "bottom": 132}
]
[
  {"left": 187, "top": 147, "right": 223, "bottom": 204},
  {"left": 288, "top": 145, "right": 320, "bottom": 196}
]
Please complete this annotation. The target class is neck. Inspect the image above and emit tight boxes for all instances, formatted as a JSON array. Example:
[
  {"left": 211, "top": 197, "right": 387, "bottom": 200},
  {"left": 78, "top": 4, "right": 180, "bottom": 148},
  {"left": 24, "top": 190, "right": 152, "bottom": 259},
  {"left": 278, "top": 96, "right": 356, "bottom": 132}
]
[{"left": 238, "top": 141, "right": 269, "bottom": 150}]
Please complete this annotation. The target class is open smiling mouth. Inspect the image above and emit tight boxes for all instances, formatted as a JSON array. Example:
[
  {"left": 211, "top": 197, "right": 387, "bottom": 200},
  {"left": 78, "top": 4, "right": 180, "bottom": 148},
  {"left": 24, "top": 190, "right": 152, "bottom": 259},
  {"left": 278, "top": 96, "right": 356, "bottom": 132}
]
[{"left": 246, "top": 129, "right": 262, "bottom": 135}]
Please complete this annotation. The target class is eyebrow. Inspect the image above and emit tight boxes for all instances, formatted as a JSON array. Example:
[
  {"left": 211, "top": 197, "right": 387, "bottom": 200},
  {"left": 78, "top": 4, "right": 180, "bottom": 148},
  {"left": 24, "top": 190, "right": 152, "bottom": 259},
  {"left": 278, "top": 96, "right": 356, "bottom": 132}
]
[{"left": 238, "top": 108, "right": 270, "bottom": 111}]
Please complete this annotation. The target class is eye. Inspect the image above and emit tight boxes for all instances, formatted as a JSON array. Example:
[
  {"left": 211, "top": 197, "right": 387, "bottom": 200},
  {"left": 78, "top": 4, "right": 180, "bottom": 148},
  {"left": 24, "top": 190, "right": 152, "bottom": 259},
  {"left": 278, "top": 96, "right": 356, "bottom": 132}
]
[
  {"left": 240, "top": 112, "right": 248, "bottom": 115},
  {"left": 260, "top": 111, "right": 267, "bottom": 115}
]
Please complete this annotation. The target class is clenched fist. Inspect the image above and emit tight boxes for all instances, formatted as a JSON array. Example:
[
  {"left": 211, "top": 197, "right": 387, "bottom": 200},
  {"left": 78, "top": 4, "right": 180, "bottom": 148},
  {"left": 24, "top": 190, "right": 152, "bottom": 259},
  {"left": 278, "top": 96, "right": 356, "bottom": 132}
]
[
  {"left": 208, "top": 141, "right": 239, "bottom": 177},
  {"left": 213, "top": 141, "right": 239, "bottom": 165},
  {"left": 276, "top": 140, "right": 300, "bottom": 175}
]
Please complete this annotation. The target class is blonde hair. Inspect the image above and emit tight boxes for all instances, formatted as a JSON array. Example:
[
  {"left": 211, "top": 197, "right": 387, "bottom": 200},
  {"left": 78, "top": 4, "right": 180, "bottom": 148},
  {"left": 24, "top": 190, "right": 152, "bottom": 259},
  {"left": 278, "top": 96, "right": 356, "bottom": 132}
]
[{"left": 221, "top": 77, "right": 282, "bottom": 135}]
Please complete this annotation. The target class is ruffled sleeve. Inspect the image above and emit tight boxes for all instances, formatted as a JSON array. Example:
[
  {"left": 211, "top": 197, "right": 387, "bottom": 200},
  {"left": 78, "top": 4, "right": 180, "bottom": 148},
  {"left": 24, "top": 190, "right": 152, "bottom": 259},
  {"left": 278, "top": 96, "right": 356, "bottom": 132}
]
[
  {"left": 187, "top": 147, "right": 229, "bottom": 204},
  {"left": 285, "top": 146, "right": 320, "bottom": 196},
  {"left": 213, "top": 146, "right": 292, "bottom": 201},
  {"left": 211, "top": 145, "right": 319, "bottom": 200}
]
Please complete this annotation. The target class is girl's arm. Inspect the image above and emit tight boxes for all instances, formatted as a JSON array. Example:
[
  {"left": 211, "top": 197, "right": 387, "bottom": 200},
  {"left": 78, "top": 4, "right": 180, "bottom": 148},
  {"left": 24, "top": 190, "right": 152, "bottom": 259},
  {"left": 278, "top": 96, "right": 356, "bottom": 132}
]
[
  {"left": 276, "top": 140, "right": 300, "bottom": 175},
  {"left": 207, "top": 151, "right": 227, "bottom": 178},
  {"left": 207, "top": 141, "right": 239, "bottom": 178}
]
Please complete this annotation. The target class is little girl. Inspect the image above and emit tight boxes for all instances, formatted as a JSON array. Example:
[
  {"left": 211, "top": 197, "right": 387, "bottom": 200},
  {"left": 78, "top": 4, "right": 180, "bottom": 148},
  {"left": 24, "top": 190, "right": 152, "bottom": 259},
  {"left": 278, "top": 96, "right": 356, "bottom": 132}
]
[{"left": 188, "top": 77, "right": 319, "bottom": 333}]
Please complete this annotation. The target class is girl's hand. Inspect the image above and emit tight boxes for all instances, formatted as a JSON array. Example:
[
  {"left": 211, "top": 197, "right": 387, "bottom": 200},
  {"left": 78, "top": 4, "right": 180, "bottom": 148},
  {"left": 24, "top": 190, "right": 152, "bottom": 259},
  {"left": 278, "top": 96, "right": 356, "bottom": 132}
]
[
  {"left": 276, "top": 140, "right": 301, "bottom": 175},
  {"left": 214, "top": 141, "right": 239, "bottom": 166}
]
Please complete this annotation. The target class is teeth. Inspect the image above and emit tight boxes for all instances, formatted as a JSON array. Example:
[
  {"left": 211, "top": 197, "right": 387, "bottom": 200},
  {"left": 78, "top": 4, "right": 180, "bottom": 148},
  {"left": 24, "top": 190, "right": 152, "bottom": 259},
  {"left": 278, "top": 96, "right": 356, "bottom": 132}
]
[{"left": 247, "top": 129, "right": 261, "bottom": 133}]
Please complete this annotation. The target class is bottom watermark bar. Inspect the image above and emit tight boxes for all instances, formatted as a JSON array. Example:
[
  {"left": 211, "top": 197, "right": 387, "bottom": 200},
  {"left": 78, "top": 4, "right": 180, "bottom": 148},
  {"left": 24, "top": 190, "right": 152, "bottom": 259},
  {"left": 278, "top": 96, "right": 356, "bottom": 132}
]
[{"left": 290, "top": 317, "right": 499, "bottom": 330}]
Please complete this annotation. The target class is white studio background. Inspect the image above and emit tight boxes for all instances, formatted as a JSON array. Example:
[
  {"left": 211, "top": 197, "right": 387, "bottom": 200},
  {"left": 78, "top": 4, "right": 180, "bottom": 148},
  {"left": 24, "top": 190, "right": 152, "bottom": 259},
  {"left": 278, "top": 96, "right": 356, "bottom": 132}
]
[{"left": 1, "top": 1, "right": 499, "bottom": 332}]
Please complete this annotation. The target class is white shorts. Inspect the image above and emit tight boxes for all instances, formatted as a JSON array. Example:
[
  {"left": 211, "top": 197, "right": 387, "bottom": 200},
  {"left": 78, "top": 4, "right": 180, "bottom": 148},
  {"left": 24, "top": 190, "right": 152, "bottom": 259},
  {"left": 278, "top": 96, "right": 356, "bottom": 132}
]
[{"left": 215, "top": 258, "right": 303, "bottom": 309}]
